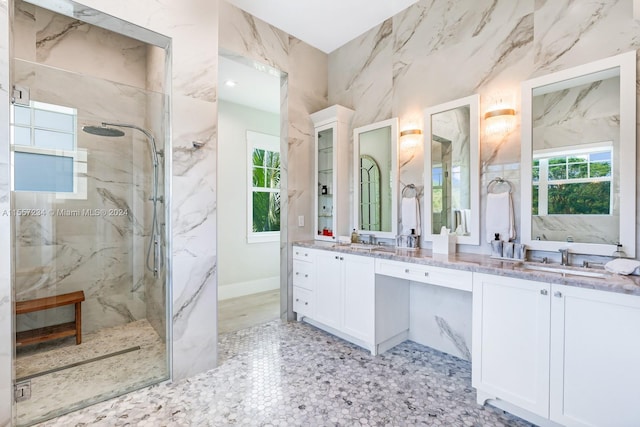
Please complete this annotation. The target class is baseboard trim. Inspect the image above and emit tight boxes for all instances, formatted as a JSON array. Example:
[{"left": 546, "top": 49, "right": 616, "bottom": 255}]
[{"left": 218, "top": 276, "right": 279, "bottom": 300}]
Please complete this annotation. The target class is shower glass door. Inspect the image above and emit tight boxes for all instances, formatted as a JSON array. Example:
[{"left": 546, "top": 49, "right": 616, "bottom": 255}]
[{"left": 11, "top": 1, "right": 170, "bottom": 425}]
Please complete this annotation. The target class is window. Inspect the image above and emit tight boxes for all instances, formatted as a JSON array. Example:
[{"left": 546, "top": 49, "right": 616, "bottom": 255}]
[
  {"left": 247, "top": 131, "right": 280, "bottom": 243},
  {"left": 532, "top": 142, "right": 612, "bottom": 216},
  {"left": 10, "top": 101, "right": 87, "bottom": 198}
]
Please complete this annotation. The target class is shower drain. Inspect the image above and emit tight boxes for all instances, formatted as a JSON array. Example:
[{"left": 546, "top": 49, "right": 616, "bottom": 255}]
[{"left": 16, "top": 345, "right": 141, "bottom": 383}]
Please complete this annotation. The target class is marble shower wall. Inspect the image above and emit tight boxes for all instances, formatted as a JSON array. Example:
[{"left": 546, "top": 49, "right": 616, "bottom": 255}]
[
  {"left": 12, "top": 2, "right": 158, "bottom": 335},
  {"left": 329, "top": 0, "right": 640, "bottom": 360},
  {"left": 77, "top": 0, "right": 220, "bottom": 380},
  {"left": 218, "top": 0, "right": 328, "bottom": 319}
]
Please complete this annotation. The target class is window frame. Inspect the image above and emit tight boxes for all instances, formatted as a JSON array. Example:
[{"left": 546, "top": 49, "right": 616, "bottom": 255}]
[
  {"left": 532, "top": 141, "right": 613, "bottom": 216},
  {"left": 10, "top": 101, "right": 87, "bottom": 199},
  {"left": 246, "top": 130, "right": 281, "bottom": 244}
]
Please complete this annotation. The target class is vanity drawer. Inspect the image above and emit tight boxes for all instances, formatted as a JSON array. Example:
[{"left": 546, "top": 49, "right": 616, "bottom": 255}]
[
  {"left": 293, "top": 246, "right": 313, "bottom": 261},
  {"left": 293, "top": 286, "right": 313, "bottom": 317},
  {"left": 293, "top": 260, "right": 314, "bottom": 290},
  {"left": 375, "top": 259, "right": 472, "bottom": 292}
]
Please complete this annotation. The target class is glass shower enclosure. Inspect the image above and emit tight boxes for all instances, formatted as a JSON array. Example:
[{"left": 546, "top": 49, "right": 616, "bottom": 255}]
[{"left": 11, "top": 1, "right": 171, "bottom": 425}]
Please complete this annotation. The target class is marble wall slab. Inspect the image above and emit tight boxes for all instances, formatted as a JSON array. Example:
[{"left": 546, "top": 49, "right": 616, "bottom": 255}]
[
  {"left": 328, "top": 0, "right": 640, "bottom": 360},
  {"left": 14, "top": 0, "right": 148, "bottom": 89},
  {"left": 11, "top": 51, "right": 152, "bottom": 334}
]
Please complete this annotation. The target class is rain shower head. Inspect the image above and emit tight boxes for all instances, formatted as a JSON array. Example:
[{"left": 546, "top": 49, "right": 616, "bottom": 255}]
[{"left": 82, "top": 125, "right": 125, "bottom": 137}]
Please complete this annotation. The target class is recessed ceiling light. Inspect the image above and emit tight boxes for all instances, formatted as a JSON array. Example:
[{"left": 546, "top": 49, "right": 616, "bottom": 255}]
[{"left": 224, "top": 80, "right": 237, "bottom": 87}]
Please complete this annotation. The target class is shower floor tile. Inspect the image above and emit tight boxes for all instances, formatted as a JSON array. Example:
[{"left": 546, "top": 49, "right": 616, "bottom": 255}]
[
  {"left": 36, "top": 320, "right": 535, "bottom": 427},
  {"left": 18, "top": 320, "right": 167, "bottom": 426}
]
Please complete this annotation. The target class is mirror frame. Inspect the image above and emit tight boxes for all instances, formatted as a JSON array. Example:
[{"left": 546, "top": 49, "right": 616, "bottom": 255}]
[
  {"left": 423, "top": 94, "right": 480, "bottom": 245},
  {"left": 521, "top": 51, "right": 636, "bottom": 257},
  {"left": 353, "top": 117, "right": 399, "bottom": 239}
]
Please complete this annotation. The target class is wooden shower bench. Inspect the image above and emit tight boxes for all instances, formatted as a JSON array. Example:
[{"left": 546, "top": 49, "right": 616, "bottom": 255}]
[{"left": 15, "top": 291, "right": 85, "bottom": 347}]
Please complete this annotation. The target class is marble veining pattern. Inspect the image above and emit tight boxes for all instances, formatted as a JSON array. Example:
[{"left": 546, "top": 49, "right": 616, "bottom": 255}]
[
  {"left": 533, "top": 0, "right": 640, "bottom": 75},
  {"left": 434, "top": 316, "right": 471, "bottom": 361},
  {"left": 38, "top": 320, "right": 533, "bottom": 427}
]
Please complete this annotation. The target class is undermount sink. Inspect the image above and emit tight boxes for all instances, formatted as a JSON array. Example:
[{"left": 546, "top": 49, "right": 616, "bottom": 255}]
[
  {"left": 349, "top": 243, "right": 395, "bottom": 253},
  {"left": 522, "top": 264, "right": 609, "bottom": 279}
]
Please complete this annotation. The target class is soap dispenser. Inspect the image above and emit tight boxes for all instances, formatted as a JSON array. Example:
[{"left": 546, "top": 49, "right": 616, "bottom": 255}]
[
  {"left": 351, "top": 229, "right": 359, "bottom": 243},
  {"left": 613, "top": 242, "right": 627, "bottom": 258},
  {"left": 490, "top": 233, "right": 503, "bottom": 258}
]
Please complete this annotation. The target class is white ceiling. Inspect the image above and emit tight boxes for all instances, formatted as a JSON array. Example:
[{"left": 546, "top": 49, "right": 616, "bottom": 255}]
[
  {"left": 224, "top": 0, "right": 420, "bottom": 54},
  {"left": 218, "top": 55, "right": 281, "bottom": 114},
  {"left": 220, "top": 0, "right": 419, "bottom": 113}
]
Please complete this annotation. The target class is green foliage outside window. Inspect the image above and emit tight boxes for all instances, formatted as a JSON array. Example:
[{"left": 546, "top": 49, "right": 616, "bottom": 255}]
[
  {"left": 252, "top": 148, "right": 280, "bottom": 232},
  {"left": 547, "top": 182, "right": 611, "bottom": 214},
  {"left": 532, "top": 149, "right": 612, "bottom": 215}
]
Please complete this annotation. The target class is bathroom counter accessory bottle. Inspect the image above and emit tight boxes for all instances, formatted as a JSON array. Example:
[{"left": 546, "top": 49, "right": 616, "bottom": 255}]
[
  {"left": 490, "top": 233, "right": 503, "bottom": 258},
  {"left": 351, "top": 229, "right": 359, "bottom": 243},
  {"left": 613, "top": 243, "right": 627, "bottom": 258}
]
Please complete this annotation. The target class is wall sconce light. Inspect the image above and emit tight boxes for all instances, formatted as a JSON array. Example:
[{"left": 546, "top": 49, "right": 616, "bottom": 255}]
[
  {"left": 484, "top": 96, "right": 515, "bottom": 136},
  {"left": 400, "top": 128, "right": 423, "bottom": 150}
]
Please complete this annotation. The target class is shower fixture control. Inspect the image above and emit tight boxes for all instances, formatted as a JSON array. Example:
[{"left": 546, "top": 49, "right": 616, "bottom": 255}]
[
  {"left": 82, "top": 122, "right": 164, "bottom": 277},
  {"left": 192, "top": 140, "right": 205, "bottom": 149}
]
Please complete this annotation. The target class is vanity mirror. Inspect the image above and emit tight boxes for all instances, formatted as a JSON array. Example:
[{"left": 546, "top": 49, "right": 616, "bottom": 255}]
[
  {"left": 423, "top": 94, "right": 480, "bottom": 245},
  {"left": 353, "top": 118, "right": 399, "bottom": 239},
  {"left": 521, "top": 51, "right": 636, "bottom": 257}
]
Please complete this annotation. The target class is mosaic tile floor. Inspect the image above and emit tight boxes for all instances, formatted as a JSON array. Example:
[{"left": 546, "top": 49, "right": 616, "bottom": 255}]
[
  {"left": 19, "top": 320, "right": 168, "bottom": 426},
  {"left": 36, "top": 320, "right": 535, "bottom": 427}
]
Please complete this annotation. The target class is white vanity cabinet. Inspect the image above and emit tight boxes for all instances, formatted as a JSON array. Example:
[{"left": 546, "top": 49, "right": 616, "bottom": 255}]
[
  {"left": 314, "top": 250, "right": 375, "bottom": 344},
  {"left": 549, "top": 284, "right": 640, "bottom": 427},
  {"left": 293, "top": 246, "right": 409, "bottom": 355},
  {"left": 472, "top": 273, "right": 551, "bottom": 417},
  {"left": 310, "top": 105, "right": 354, "bottom": 242},
  {"left": 293, "top": 247, "right": 316, "bottom": 318},
  {"left": 473, "top": 273, "right": 640, "bottom": 427}
]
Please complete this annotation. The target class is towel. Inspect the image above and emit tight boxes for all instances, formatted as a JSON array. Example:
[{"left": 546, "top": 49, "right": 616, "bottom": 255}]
[
  {"left": 454, "top": 210, "right": 462, "bottom": 232},
  {"left": 485, "top": 192, "right": 515, "bottom": 243},
  {"left": 401, "top": 196, "right": 421, "bottom": 235},
  {"left": 461, "top": 209, "right": 471, "bottom": 235},
  {"left": 604, "top": 258, "right": 640, "bottom": 275}
]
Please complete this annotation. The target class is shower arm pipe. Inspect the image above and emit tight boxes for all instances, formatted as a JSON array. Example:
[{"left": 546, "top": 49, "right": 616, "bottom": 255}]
[{"left": 101, "top": 122, "right": 159, "bottom": 167}]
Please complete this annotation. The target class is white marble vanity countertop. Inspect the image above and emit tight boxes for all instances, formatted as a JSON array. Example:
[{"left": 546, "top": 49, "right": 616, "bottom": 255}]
[{"left": 294, "top": 241, "right": 640, "bottom": 296}]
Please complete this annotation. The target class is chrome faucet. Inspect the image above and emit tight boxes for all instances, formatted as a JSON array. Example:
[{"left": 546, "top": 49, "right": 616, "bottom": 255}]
[
  {"left": 361, "top": 234, "right": 376, "bottom": 245},
  {"left": 559, "top": 248, "right": 570, "bottom": 266}
]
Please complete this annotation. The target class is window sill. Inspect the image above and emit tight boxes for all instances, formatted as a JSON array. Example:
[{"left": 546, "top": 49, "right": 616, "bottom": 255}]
[{"left": 247, "top": 232, "right": 280, "bottom": 244}]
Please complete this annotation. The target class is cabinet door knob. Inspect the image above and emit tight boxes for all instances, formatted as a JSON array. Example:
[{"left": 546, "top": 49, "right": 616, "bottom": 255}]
[
  {"left": 424, "top": 272, "right": 429, "bottom": 277},
  {"left": 295, "top": 272, "right": 299, "bottom": 275},
  {"left": 304, "top": 274, "right": 309, "bottom": 278},
  {"left": 540, "top": 289, "right": 548, "bottom": 295},
  {"left": 304, "top": 302, "right": 308, "bottom": 305},
  {"left": 295, "top": 251, "right": 299, "bottom": 255},
  {"left": 304, "top": 253, "right": 308, "bottom": 257},
  {"left": 405, "top": 269, "right": 410, "bottom": 273},
  {"left": 340, "top": 257, "right": 344, "bottom": 261},
  {"left": 335, "top": 256, "right": 339, "bottom": 260},
  {"left": 295, "top": 298, "right": 299, "bottom": 302},
  {"left": 554, "top": 291, "right": 562, "bottom": 298}
]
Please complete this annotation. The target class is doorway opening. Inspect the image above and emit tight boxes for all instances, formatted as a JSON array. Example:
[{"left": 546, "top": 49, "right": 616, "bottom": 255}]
[{"left": 217, "top": 52, "right": 286, "bottom": 335}]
